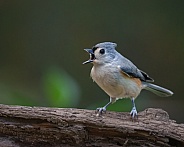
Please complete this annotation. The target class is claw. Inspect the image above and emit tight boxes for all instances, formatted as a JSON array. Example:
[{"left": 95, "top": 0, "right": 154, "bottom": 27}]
[
  {"left": 96, "top": 107, "right": 106, "bottom": 116},
  {"left": 130, "top": 106, "right": 138, "bottom": 119}
]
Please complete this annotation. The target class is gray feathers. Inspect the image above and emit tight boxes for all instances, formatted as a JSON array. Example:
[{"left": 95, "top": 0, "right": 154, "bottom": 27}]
[
  {"left": 94, "top": 42, "right": 117, "bottom": 50},
  {"left": 84, "top": 42, "right": 173, "bottom": 118},
  {"left": 93, "top": 42, "right": 154, "bottom": 82},
  {"left": 142, "top": 82, "right": 173, "bottom": 97},
  {"left": 116, "top": 51, "right": 154, "bottom": 82},
  {"left": 119, "top": 66, "right": 151, "bottom": 82},
  {"left": 139, "top": 70, "right": 154, "bottom": 82},
  {"left": 89, "top": 42, "right": 173, "bottom": 97},
  {"left": 93, "top": 42, "right": 117, "bottom": 55}
]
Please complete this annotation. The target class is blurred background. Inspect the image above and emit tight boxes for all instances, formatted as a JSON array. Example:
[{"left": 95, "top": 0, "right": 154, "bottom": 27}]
[{"left": 0, "top": 1, "right": 184, "bottom": 122}]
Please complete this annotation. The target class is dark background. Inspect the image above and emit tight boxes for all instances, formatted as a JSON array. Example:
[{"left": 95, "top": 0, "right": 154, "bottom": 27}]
[{"left": 0, "top": 1, "right": 183, "bottom": 122}]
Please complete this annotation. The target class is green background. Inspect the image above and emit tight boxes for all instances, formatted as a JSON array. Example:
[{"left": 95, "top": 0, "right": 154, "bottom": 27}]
[{"left": 0, "top": 1, "right": 183, "bottom": 122}]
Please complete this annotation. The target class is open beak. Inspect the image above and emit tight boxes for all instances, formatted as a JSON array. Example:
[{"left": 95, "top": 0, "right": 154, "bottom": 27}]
[{"left": 83, "top": 49, "right": 96, "bottom": 64}]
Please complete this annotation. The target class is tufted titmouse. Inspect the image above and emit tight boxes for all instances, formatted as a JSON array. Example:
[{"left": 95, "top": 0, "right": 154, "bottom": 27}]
[{"left": 83, "top": 42, "right": 173, "bottom": 118}]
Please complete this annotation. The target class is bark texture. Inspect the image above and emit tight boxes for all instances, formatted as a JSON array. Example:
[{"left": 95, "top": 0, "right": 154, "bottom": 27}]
[{"left": 0, "top": 104, "right": 183, "bottom": 147}]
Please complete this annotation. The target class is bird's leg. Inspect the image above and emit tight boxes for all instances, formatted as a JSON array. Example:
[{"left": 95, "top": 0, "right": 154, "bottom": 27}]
[
  {"left": 96, "top": 97, "right": 115, "bottom": 116},
  {"left": 130, "top": 98, "right": 138, "bottom": 118}
]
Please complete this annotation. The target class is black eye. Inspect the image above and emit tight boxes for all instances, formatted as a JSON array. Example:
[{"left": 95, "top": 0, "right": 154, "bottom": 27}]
[{"left": 99, "top": 49, "right": 105, "bottom": 54}]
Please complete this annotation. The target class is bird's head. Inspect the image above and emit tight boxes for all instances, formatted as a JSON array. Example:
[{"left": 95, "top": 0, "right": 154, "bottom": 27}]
[{"left": 83, "top": 42, "right": 117, "bottom": 65}]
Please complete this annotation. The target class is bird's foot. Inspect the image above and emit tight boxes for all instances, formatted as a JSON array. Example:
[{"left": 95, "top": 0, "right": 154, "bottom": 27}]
[
  {"left": 130, "top": 106, "right": 138, "bottom": 119},
  {"left": 96, "top": 107, "right": 106, "bottom": 117}
]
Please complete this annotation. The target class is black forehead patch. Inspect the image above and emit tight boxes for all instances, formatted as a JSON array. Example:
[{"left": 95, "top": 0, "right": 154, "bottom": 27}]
[{"left": 92, "top": 46, "right": 98, "bottom": 52}]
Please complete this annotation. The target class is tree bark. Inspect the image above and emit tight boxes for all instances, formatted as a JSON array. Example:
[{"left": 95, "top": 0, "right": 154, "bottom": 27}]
[{"left": 0, "top": 104, "right": 183, "bottom": 147}]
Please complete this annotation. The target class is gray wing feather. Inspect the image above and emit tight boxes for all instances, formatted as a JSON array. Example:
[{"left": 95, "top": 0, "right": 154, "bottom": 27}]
[
  {"left": 117, "top": 53, "right": 154, "bottom": 82},
  {"left": 119, "top": 66, "right": 147, "bottom": 81},
  {"left": 139, "top": 70, "right": 154, "bottom": 82}
]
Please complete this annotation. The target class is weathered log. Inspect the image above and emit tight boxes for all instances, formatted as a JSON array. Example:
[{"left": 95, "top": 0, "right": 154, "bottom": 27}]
[{"left": 0, "top": 104, "right": 183, "bottom": 147}]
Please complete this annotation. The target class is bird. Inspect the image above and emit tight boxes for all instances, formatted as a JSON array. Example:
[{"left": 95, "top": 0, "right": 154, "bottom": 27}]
[{"left": 83, "top": 42, "right": 173, "bottom": 118}]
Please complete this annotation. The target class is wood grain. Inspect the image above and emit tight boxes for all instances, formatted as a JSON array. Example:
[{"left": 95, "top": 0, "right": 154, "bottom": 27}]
[{"left": 0, "top": 104, "right": 183, "bottom": 147}]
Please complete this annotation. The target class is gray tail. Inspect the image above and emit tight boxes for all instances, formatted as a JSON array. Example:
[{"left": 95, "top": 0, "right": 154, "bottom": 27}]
[{"left": 142, "top": 82, "right": 173, "bottom": 97}]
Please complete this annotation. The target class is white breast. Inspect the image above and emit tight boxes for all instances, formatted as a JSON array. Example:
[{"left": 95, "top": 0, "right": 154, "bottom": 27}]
[{"left": 90, "top": 64, "right": 142, "bottom": 99}]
